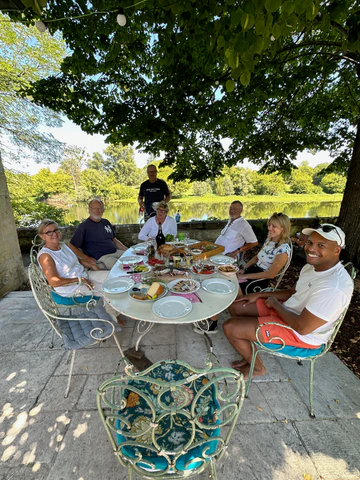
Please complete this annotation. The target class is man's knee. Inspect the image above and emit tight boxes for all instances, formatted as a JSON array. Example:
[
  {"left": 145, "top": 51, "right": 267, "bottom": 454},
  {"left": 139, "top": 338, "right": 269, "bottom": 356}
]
[{"left": 223, "top": 317, "right": 239, "bottom": 337}]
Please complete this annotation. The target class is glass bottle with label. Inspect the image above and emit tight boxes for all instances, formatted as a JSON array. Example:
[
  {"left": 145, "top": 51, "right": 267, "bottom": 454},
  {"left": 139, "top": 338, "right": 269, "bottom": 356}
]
[{"left": 156, "top": 222, "right": 166, "bottom": 249}]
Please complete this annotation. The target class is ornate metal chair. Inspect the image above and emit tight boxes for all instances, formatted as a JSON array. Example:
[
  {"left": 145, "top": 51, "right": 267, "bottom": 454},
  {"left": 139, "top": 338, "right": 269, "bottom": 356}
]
[
  {"left": 97, "top": 355, "right": 245, "bottom": 479},
  {"left": 245, "top": 263, "right": 357, "bottom": 418},
  {"left": 244, "top": 242, "right": 293, "bottom": 294},
  {"left": 30, "top": 235, "right": 99, "bottom": 312},
  {"left": 29, "top": 262, "right": 124, "bottom": 397}
]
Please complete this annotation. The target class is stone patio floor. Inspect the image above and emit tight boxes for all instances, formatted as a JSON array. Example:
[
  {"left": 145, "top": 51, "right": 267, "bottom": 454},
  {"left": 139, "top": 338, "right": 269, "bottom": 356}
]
[{"left": 0, "top": 290, "right": 359, "bottom": 480}]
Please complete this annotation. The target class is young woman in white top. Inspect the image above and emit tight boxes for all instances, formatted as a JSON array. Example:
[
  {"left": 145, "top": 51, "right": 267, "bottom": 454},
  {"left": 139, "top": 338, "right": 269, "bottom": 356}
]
[
  {"left": 37, "top": 219, "right": 126, "bottom": 326},
  {"left": 138, "top": 201, "right": 177, "bottom": 241},
  {"left": 237, "top": 212, "right": 291, "bottom": 294}
]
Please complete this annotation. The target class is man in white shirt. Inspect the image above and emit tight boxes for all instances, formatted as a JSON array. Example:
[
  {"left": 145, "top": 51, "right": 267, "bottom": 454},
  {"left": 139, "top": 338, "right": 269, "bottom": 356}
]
[
  {"left": 223, "top": 224, "right": 354, "bottom": 379},
  {"left": 215, "top": 201, "right": 258, "bottom": 256}
]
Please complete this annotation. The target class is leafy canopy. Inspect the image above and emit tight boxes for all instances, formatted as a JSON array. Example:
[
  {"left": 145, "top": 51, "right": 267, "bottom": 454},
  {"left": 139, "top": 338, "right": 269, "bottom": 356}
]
[{"left": 11, "top": 1, "right": 360, "bottom": 179}]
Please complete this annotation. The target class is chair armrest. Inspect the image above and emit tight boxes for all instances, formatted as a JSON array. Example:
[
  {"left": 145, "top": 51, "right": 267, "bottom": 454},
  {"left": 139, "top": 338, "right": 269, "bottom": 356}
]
[{"left": 255, "top": 321, "right": 294, "bottom": 352}]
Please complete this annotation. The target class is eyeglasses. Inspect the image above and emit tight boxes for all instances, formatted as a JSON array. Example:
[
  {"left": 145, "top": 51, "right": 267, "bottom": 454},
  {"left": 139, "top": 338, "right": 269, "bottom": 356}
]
[
  {"left": 157, "top": 209, "right": 167, "bottom": 213},
  {"left": 320, "top": 224, "right": 343, "bottom": 246},
  {"left": 273, "top": 212, "right": 284, "bottom": 216},
  {"left": 43, "top": 228, "right": 60, "bottom": 236}
]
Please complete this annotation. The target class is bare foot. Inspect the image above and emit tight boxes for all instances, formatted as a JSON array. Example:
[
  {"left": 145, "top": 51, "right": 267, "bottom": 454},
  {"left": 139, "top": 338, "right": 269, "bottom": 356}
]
[
  {"left": 233, "top": 364, "right": 266, "bottom": 380},
  {"left": 230, "top": 359, "right": 249, "bottom": 369}
]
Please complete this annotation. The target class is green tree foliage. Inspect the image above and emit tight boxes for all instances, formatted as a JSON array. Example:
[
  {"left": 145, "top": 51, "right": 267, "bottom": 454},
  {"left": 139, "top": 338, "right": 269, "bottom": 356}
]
[
  {"left": 215, "top": 175, "right": 235, "bottom": 196},
  {"left": 103, "top": 144, "right": 141, "bottom": 186},
  {"left": 87, "top": 151, "right": 105, "bottom": 170},
  {"left": 313, "top": 162, "right": 330, "bottom": 185},
  {"left": 321, "top": 173, "right": 347, "bottom": 194},
  {"left": 12, "top": 199, "right": 66, "bottom": 227},
  {"left": 5, "top": 170, "right": 34, "bottom": 199},
  {"left": 107, "top": 184, "right": 137, "bottom": 203},
  {"left": 290, "top": 169, "right": 316, "bottom": 194},
  {"left": 32, "top": 168, "right": 72, "bottom": 200},
  {"left": 192, "top": 181, "right": 213, "bottom": 196},
  {"left": 80, "top": 169, "right": 113, "bottom": 199},
  {"left": 254, "top": 173, "right": 286, "bottom": 196},
  {"left": 0, "top": 12, "right": 66, "bottom": 164},
  {"left": 59, "top": 146, "right": 88, "bottom": 192}
]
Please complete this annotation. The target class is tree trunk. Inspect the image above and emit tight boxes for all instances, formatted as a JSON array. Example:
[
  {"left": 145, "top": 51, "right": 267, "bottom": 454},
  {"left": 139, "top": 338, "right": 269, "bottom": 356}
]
[
  {"left": 338, "top": 118, "right": 360, "bottom": 268},
  {"left": 0, "top": 154, "right": 25, "bottom": 296}
]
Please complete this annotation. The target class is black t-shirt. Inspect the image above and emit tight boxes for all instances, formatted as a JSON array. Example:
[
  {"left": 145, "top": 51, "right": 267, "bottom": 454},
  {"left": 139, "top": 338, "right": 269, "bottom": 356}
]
[
  {"left": 139, "top": 179, "right": 170, "bottom": 216},
  {"left": 70, "top": 217, "right": 116, "bottom": 260}
]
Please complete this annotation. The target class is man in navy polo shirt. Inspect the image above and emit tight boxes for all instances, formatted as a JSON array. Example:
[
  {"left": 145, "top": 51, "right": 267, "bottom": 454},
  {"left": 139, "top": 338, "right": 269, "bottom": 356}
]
[{"left": 69, "top": 198, "right": 127, "bottom": 270}]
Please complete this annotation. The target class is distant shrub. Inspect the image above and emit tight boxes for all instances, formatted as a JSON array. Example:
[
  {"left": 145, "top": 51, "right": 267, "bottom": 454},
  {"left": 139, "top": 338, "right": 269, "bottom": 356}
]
[
  {"left": 107, "top": 184, "right": 137, "bottom": 202},
  {"left": 12, "top": 200, "right": 67, "bottom": 227}
]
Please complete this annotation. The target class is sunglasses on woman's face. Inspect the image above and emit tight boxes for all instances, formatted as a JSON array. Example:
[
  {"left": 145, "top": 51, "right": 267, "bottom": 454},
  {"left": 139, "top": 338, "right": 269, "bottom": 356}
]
[{"left": 43, "top": 228, "right": 60, "bottom": 236}]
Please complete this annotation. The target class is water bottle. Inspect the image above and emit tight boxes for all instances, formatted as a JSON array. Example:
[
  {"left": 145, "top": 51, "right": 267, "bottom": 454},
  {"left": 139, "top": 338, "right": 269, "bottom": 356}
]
[{"left": 175, "top": 210, "right": 181, "bottom": 223}]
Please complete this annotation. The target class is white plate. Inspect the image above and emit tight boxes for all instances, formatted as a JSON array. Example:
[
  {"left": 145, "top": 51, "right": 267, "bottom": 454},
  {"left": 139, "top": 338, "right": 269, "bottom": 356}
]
[
  {"left": 152, "top": 297, "right": 193, "bottom": 319},
  {"left": 102, "top": 277, "right": 135, "bottom": 294},
  {"left": 210, "top": 255, "right": 236, "bottom": 265},
  {"left": 167, "top": 278, "right": 201, "bottom": 294},
  {"left": 201, "top": 278, "right": 236, "bottom": 294},
  {"left": 118, "top": 255, "right": 143, "bottom": 265},
  {"left": 128, "top": 282, "right": 168, "bottom": 302},
  {"left": 184, "top": 238, "right": 198, "bottom": 245}
]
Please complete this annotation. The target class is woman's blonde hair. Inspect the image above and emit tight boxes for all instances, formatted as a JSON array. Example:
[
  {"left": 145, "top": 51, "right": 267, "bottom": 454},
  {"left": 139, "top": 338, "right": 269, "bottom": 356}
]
[
  {"left": 267, "top": 213, "right": 291, "bottom": 246},
  {"left": 38, "top": 219, "right": 57, "bottom": 235},
  {"left": 153, "top": 200, "right": 169, "bottom": 214}
]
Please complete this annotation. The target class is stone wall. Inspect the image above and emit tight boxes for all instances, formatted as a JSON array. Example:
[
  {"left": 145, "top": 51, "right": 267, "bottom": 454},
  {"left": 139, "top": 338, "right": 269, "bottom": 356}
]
[{"left": 18, "top": 216, "right": 335, "bottom": 253}]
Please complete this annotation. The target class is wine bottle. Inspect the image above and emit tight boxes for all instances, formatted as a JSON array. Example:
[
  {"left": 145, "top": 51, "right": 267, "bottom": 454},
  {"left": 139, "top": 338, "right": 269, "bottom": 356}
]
[{"left": 156, "top": 222, "right": 166, "bottom": 249}]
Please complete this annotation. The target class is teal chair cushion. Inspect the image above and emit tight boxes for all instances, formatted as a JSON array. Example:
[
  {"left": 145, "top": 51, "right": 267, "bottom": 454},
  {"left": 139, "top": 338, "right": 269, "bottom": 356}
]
[
  {"left": 51, "top": 292, "right": 100, "bottom": 306},
  {"left": 116, "top": 363, "right": 220, "bottom": 472},
  {"left": 259, "top": 342, "right": 325, "bottom": 358}
]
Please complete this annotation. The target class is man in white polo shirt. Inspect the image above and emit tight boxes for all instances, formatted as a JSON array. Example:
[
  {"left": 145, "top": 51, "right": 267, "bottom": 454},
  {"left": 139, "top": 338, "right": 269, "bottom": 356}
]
[{"left": 215, "top": 201, "right": 258, "bottom": 257}]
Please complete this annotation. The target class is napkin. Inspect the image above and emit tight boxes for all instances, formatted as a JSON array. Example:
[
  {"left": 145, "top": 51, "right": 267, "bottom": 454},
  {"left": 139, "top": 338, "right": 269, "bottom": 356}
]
[{"left": 170, "top": 292, "right": 201, "bottom": 303}]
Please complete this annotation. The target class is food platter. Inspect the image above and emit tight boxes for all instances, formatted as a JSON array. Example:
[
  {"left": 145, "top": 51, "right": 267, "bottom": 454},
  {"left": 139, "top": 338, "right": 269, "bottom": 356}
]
[
  {"left": 218, "top": 265, "right": 239, "bottom": 276},
  {"left": 128, "top": 282, "right": 168, "bottom": 302},
  {"left": 191, "top": 264, "right": 217, "bottom": 276},
  {"left": 167, "top": 278, "right": 200, "bottom": 294}
]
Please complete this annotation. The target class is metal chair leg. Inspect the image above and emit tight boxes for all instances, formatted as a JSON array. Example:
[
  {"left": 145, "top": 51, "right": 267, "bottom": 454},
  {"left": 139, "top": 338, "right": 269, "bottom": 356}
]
[
  {"left": 245, "top": 342, "right": 258, "bottom": 397},
  {"left": 209, "top": 457, "right": 218, "bottom": 479},
  {"left": 49, "top": 329, "right": 55, "bottom": 349},
  {"left": 64, "top": 350, "right": 76, "bottom": 398},
  {"left": 309, "top": 359, "right": 316, "bottom": 418}
]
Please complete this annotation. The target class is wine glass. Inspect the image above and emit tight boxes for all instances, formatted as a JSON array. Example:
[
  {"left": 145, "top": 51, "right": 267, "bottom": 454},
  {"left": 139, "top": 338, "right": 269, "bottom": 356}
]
[{"left": 184, "top": 232, "right": 190, "bottom": 247}]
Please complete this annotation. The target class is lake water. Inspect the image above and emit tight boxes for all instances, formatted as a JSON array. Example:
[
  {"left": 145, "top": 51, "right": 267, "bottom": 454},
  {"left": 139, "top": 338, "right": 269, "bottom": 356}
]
[{"left": 64, "top": 199, "right": 341, "bottom": 225}]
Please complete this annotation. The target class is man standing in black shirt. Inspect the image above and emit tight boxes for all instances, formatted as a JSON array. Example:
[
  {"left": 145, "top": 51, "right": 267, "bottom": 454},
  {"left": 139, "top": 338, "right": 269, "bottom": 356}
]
[{"left": 138, "top": 164, "right": 171, "bottom": 219}]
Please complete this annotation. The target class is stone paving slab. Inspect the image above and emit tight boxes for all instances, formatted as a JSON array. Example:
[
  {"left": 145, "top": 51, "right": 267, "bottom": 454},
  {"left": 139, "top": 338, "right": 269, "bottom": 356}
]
[{"left": 1, "top": 292, "right": 360, "bottom": 480}]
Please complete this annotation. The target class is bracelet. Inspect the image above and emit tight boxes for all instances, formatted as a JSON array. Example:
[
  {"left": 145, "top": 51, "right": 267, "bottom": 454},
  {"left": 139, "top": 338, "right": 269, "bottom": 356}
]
[{"left": 77, "top": 276, "right": 83, "bottom": 285}]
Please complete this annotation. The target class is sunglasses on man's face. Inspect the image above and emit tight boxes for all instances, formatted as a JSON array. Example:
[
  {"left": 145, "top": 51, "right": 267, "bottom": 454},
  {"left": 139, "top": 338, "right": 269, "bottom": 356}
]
[
  {"left": 43, "top": 228, "right": 60, "bottom": 236},
  {"left": 320, "top": 225, "right": 343, "bottom": 246}
]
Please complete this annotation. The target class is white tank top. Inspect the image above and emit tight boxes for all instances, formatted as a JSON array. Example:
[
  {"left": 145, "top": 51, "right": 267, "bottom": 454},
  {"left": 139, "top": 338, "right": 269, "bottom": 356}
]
[{"left": 38, "top": 243, "right": 88, "bottom": 296}]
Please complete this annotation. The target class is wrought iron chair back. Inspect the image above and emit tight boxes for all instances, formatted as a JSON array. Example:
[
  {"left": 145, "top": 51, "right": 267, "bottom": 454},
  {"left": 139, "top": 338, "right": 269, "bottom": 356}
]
[
  {"left": 97, "top": 356, "right": 245, "bottom": 479},
  {"left": 244, "top": 241, "right": 293, "bottom": 294},
  {"left": 29, "top": 262, "right": 124, "bottom": 397},
  {"left": 246, "top": 262, "right": 357, "bottom": 417},
  {"left": 30, "top": 235, "right": 98, "bottom": 311}
]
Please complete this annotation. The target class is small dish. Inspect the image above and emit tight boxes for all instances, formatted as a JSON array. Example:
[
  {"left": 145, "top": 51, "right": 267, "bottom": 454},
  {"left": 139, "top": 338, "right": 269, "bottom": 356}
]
[
  {"left": 201, "top": 278, "right": 236, "bottom": 294},
  {"left": 152, "top": 297, "right": 193, "bottom": 319},
  {"left": 191, "top": 249, "right": 203, "bottom": 255},
  {"left": 210, "top": 255, "right": 236, "bottom": 265},
  {"left": 101, "top": 277, "right": 135, "bottom": 294},
  {"left": 118, "top": 255, "right": 143, "bottom": 266},
  {"left": 218, "top": 265, "right": 240, "bottom": 276}
]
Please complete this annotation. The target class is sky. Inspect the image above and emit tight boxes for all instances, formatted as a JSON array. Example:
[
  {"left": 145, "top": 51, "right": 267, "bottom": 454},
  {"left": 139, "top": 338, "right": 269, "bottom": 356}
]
[{"left": 11, "top": 117, "right": 333, "bottom": 175}]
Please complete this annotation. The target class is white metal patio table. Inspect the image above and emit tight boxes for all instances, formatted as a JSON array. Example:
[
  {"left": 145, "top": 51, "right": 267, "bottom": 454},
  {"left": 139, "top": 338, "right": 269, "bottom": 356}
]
[{"left": 104, "top": 245, "right": 239, "bottom": 351}]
